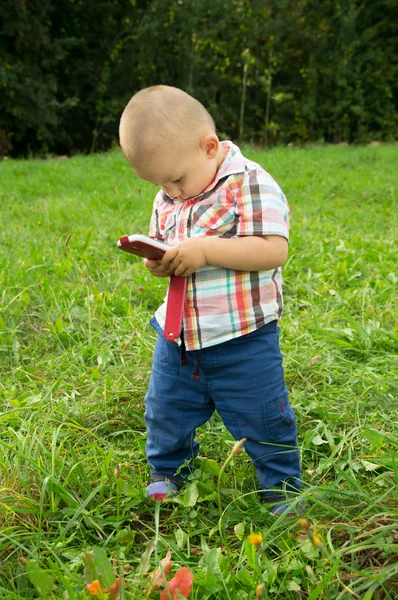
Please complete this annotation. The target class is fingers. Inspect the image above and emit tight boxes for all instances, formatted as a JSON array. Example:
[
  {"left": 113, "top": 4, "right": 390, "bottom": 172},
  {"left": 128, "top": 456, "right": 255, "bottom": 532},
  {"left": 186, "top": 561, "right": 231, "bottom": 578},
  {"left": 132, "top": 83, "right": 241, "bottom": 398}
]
[
  {"left": 167, "top": 258, "right": 181, "bottom": 273},
  {"left": 144, "top": 258, "right": 161, "bottom": 269},
  {"left": 144, "top": 258, "right": 175, "bottom": 277},
  {"left": 162, "top": 249, "right": 181, "bottom": 274},
  {"left": 173, "top": 263, "right": 192, "bottom": 277},
  {"left": 162, "top": 247, "right": 179, "bottom": 265},
  {"left": 156, "top": 242, "right": 204, "bottom": 277}
]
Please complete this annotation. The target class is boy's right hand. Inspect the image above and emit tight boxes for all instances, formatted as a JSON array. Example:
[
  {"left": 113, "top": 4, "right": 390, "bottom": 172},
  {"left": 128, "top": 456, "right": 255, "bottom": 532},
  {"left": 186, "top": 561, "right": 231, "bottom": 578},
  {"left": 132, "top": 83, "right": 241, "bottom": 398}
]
[{"left": 143, "top": 258, "right": 174, "bottom": 278}]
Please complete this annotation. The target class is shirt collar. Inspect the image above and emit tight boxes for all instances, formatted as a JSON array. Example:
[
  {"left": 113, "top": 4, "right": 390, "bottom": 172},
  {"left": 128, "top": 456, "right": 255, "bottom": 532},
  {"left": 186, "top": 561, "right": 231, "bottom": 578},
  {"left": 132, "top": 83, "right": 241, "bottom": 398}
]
[
  {"left": 161, "top": 141, "right": 245, "bottom": 204},
  {"left": 202, "top": 141, "right": 245, "bottom": 195}
]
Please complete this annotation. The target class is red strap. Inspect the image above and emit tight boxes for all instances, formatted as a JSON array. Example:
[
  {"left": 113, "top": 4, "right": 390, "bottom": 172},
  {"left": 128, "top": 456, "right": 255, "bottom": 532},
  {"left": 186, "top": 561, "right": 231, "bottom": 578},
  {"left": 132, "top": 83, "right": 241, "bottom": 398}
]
[{"left": 164, "top": 275, "right": 187, "bottom": 343}]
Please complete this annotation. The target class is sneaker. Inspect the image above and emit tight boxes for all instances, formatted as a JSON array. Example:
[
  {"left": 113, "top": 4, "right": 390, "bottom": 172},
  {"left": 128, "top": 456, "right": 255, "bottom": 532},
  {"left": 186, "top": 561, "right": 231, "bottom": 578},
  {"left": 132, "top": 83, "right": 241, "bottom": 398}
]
[
  {"left": 270, "top": 500, "right": 304, "bottom": 517},
  {"left": 146, "top": 480, "right": 178, "bottom": 501}
]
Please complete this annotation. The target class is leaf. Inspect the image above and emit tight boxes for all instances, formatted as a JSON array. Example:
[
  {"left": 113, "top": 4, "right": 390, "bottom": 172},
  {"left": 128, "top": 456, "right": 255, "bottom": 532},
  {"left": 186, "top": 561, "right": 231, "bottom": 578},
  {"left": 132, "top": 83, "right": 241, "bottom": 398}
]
[
  {"left": 234, "top": 522, "right": 245, "bottom": 539},
  {"left": 149, "top": 549, "right": 173, "bottom": 591},
  {"left": 371, "top": 455, "right": 395, "bottom": 468},
  {"left": 360, "top": 460, "right": 381, "bottom": 472},
  {"left": 308, "top": 354, "right": 322, "bottom": 366},
  {"left": 204, "top": 548, "right": 222, "bottom": 575},
  {"left": 199, "top": 458, "right": 226, "bottom": 479},
  {"left": 362, "top": 428, "right": 385, "bottom": 449},
  {"left": 244, "top": 538, "right": 257, "bottom": 570},
  {"left": 182, "top": 482, "right": 199, "bottom": 507},
  {"left": 108, "top": 578, "right": 124, "bottom": 600},
  {"left": 196, "top": 481, "right": 217, "bottom": 501},
  {"left": 24, "top": 560, "right": 55, "bottom": 596},
  {"left": 200, "top": 536, "right": 210, "bottom": 555},
  {"left": 235, "top": 570, "right": 254, "bottom": 587},
  {"left": 324, "top": 428, "right": 335, "bottom": 448},
  {"left": 116, "top": 479, "right": 139, "bottom": 497},
  {"left": 137, "top": 540, "right": 155, "bottom": 574},
  {"left": 97, "top": 349, "right": 111, "bottom": 366},
  {"left": 312, "top": 434, "right": 328, "bottom": 446},
  {"left": 93, "top": 546, "right": 115, "bottom": 588},
  {"left": 175, "top": 528, "right": 189, "bottom": 549},
  {"left": 12, "top": 335, "right": 20, "bottom": 361},
  {"left": 83, "top": 552, "right": 98, "bottom": 584},
  {"left": 264, "top": 560, "right": 278, "bottom": 586},
  {"left": 341, "top": 311, "right": 370, "bottom": 344},
  {"left": 307, "top": 558, "right": 340, "bottom": 599},
  {"left": 159, "top": 567, "right": 193, "bottom": 600},
  {"left": 300, "top": 539, "right": 318, "bottom": 559},
  {"left": 55, "top": 317, "right": 64, "bottom": 333},
  {"left": 288, "top": 580, "right": 301, "bottom": 592}
]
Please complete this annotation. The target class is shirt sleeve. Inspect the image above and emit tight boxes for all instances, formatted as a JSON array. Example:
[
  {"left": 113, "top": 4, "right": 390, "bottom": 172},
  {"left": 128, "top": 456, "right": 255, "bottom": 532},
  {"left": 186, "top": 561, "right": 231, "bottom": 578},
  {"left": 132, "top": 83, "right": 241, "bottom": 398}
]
[{"left": 235, "top": 169, "right": 290, "bottom": 239}]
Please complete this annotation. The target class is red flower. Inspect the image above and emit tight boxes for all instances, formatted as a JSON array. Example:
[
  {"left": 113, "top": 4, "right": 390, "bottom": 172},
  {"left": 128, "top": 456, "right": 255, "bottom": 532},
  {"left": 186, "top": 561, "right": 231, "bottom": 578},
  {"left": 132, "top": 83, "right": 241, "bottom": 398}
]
[
  {"left": 86, "top": 578, "right": 124, "bottom": 599},
  {"left": 86, "top": 580, "right": 102, "bottom": 597},
  {"left": 159, "top": 567, "right": 193, "bottom": 599}
]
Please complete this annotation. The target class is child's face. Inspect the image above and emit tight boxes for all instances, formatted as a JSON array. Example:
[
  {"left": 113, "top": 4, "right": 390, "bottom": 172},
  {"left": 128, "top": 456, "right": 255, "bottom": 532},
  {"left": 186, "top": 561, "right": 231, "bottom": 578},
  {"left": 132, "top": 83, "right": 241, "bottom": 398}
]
[{"left": 134, "top": 136, "right": 222, "bottom": 201}]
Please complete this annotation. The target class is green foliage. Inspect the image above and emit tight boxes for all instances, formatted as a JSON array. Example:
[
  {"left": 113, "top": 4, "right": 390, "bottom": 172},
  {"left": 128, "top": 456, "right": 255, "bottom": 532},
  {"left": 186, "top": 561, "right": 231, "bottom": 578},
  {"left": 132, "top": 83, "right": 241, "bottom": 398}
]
[
  {"left": 0, "top": 0, "right": 78, "bottom": 155},
  {"left": 0, "top": 146, "right": 397, "bottom": 598},
  {"left": 0, "top": 0, "right": 397, "bottom": 156}
]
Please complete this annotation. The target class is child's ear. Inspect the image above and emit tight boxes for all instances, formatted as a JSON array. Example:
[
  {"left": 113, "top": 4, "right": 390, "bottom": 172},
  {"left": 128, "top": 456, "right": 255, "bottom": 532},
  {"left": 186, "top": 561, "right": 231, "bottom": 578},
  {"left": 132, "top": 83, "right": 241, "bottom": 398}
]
[{"left": 200, "top": 134, "right": 219, "bottom": 158}]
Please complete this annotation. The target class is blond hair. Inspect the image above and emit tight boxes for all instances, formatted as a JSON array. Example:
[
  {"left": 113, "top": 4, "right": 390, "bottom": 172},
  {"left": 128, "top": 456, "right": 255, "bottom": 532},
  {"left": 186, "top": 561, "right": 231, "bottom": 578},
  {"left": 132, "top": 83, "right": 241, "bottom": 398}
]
[{"left": 119, "top": 85, "right": 215, "bottom": 167}]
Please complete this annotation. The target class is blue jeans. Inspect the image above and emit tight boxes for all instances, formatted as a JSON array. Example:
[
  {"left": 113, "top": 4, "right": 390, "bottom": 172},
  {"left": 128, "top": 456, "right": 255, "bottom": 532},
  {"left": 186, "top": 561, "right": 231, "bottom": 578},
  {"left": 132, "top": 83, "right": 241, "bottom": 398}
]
[{"left": 144, "top": 319, "right": 302, "bottom": 497}]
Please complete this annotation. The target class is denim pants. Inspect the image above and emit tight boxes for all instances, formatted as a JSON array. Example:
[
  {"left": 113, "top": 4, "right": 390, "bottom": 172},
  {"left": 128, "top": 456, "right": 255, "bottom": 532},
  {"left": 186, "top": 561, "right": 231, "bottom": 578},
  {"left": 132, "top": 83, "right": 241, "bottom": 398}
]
[{"left": 144, "top": 318, "right": 302, "bottom": 497}]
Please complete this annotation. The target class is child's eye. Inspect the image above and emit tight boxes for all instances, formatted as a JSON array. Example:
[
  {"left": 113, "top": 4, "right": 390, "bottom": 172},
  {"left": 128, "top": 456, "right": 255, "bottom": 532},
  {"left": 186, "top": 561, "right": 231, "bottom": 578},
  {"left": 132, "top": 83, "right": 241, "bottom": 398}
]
[{"left": 172, "top": 176, "right": 184, "bottom": 185}]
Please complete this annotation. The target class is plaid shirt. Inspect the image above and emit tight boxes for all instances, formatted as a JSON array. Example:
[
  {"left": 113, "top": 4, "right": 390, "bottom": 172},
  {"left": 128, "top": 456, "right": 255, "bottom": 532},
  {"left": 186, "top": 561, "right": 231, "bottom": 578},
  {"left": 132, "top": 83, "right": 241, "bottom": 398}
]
[{"left": 149, "top": 142, "right": 290, "bottom": 350}]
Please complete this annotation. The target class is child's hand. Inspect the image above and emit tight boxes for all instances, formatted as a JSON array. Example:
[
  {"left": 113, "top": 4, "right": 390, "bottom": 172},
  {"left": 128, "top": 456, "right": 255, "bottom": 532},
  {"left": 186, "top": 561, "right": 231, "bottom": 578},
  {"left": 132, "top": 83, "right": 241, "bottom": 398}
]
[
  {"left": 143, "top": 258, "right": 175, "bottom": 278},
  {"left": 162, "top": 238, "right": 207, "bottom": 277}
]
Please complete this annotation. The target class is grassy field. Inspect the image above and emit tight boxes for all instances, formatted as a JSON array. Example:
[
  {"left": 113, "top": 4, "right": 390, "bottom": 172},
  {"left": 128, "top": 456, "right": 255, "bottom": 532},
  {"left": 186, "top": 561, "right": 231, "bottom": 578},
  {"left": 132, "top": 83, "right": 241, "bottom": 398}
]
[{"left": 0, "top": 144, "right": 397, "bottom": 599}]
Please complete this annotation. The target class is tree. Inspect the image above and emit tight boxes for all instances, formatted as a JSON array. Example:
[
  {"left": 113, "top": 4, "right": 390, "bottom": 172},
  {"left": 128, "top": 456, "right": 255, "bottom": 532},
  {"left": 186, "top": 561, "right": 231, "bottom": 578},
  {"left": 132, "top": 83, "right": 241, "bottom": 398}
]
[{"left": 0, "top": 0, "right": 397, "bottom": 156}]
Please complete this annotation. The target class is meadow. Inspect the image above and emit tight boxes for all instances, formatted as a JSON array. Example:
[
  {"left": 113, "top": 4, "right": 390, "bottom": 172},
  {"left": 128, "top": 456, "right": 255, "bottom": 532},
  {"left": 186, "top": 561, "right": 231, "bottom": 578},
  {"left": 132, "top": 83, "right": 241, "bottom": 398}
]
[{"left": 0, "top": 144, "right": 397, "bottom": 599}]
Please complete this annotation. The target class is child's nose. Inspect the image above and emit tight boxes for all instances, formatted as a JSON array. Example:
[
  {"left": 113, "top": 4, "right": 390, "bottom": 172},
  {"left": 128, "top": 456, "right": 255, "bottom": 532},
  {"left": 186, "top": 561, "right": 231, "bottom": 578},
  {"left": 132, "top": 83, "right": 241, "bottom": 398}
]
[{"left": 162, "top": 184, "right": 181, "bottom": 199}]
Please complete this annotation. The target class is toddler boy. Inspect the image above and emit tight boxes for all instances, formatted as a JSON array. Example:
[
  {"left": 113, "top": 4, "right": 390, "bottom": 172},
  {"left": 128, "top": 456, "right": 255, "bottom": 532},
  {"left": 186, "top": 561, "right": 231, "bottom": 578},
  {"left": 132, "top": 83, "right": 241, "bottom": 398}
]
[{"left": 119, "top": 85, "right": 302, "bottom": 514}]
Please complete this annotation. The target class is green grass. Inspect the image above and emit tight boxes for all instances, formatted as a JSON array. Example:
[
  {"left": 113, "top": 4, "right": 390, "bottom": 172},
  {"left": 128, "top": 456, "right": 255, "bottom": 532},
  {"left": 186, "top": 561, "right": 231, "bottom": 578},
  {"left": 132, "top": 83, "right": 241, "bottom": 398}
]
[{"left": 0, "top": 144, "right": 397, "bottom": 599}]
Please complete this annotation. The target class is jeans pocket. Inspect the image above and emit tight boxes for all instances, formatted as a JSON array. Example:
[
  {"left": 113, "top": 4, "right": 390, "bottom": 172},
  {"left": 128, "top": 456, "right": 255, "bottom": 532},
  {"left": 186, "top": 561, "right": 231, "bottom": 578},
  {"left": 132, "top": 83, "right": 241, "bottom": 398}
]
[
  {"left": 262, "top": 392, "right": 297, "bottom": 443},
  {"left": 152, "top": 334, "right": 180, "bottom": 375}
]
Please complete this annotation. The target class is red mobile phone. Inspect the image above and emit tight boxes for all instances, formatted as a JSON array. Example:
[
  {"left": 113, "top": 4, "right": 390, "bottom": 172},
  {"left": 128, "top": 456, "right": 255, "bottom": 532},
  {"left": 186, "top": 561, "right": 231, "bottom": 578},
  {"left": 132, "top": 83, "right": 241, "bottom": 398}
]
[
  {"left": 117, "top": 234, "right": 169, "bottom": 260},
  {"left": 117, "top": 234, "right": 187, "bottom": 343}
]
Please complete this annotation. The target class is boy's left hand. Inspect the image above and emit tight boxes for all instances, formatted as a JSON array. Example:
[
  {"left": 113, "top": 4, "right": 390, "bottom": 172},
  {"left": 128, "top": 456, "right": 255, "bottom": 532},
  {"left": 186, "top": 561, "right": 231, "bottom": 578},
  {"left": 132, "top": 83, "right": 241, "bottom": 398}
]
[{"left": 162, "top": 238, "right": 207, "bottom": 277}]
